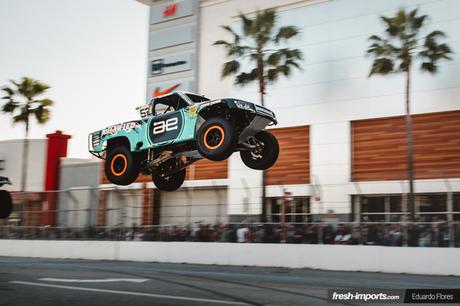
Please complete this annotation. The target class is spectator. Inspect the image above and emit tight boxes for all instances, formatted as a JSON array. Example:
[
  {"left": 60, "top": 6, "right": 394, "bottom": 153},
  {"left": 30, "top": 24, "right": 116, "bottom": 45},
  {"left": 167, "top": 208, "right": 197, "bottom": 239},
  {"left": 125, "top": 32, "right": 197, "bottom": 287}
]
[{"left": 236, "top": 224, "right": 250, "bottom": 243}]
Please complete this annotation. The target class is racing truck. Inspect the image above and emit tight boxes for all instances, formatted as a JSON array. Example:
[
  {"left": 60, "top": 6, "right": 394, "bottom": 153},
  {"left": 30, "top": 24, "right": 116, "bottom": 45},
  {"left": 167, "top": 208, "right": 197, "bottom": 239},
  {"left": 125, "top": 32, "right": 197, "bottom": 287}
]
[
  {"left": 0, "top": 176, "right": 12, "bottom": 219},
  {"left": 88, "top": 91, "right": 279, "bottom": 191}
]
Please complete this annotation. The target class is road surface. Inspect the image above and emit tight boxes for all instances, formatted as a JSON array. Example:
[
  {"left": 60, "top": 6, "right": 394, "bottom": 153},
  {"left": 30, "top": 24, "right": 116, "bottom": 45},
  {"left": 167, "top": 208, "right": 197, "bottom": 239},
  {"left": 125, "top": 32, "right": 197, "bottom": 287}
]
[{"left": 1, "top": 257, "right": 459, "bottom": 305}]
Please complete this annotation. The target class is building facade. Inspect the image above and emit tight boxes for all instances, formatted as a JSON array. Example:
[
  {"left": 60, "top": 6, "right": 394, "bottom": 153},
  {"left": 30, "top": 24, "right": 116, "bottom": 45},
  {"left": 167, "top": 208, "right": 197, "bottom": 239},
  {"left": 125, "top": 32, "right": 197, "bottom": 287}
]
[
  {"left": 132, "top": 0, "right": 460, "bottom": 224},
  {"left": 4, "top": 0, "right": 459, "bottom": 228}
]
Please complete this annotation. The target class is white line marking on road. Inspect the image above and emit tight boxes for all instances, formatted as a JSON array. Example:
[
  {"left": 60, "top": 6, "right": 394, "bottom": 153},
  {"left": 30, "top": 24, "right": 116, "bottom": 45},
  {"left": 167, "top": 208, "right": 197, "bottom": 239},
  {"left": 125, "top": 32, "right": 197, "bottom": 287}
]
[
  {"left": 10, "top": 281, "right": 250, "bottom": 305},
  {"left": 39, "top": 278, "right": 149, "bottom": 283}
]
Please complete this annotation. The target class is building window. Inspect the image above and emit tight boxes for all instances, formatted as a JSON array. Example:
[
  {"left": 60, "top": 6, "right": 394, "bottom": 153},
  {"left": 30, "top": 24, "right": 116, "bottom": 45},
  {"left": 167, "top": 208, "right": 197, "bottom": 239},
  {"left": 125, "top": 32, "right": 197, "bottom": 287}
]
[
  {"left": 418, "top": 193, "right": 447, "bottom": 222},
  {"left": 358, "top": 193, "right": 453, "bottom": 222},
  {"left": 360, "top": 195, "right": 403, "bottom": 222},
  {"left": 267, "top": 197, "right": 310, "bottom": 223},
  {"left": 453, "top": 193, "right": 460, "bottom": 221}
]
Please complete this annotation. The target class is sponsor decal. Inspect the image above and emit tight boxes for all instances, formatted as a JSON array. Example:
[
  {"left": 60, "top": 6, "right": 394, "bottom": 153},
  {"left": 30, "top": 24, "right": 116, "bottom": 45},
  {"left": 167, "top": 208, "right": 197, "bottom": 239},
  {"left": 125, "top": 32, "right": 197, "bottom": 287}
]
[
  {"left": 102, "top": 122, "right": 140, "bottom": 136},
  {"left": 199, "top": 100, "right": 221, "bottom": 108},
  {"left": 153, "top": 84, "right": 181, "bottom": 98},
  {"left": 137, "top": 104, "right": 152, "bottom": 119},
  {"left": 151, "top": 59, "right": 187, "bottom": 75},
  {"left": 152, "top": 117, "right": 178, "bottom": 135},
  {"left": 149, "top": 112, "right": 183, "bottom": 144},
  {"left": 188, "top": 105, "right": 197, "bottom": 118},
  {"left": 163, "top": 3, "right": 178, "bottom": 17}
]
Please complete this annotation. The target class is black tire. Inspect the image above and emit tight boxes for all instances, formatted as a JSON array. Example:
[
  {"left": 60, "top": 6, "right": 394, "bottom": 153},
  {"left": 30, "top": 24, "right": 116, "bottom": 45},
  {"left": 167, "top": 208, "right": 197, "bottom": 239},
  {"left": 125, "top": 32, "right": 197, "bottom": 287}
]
[
  {"left": 240, "top": 130, "right": 279, "bottom": 170},
  {"left": 152, "top": 168, "right": 186, "bottom": 192},
  {"left": 0, "top": 190, "right": 13, "bottom": 219},
  {"left": 196, "top": 117, "right": 236, "bottom": 161},
  {"left": 105, "top": 146, "right": 141, "bottom": 185}
]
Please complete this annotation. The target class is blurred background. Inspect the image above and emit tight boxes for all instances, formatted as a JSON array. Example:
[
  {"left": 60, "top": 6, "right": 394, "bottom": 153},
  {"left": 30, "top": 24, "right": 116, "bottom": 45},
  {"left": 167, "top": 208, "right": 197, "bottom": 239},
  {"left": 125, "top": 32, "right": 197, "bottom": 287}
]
[{"left": 0, "top": 0, "right": 459, "bottom": 248}]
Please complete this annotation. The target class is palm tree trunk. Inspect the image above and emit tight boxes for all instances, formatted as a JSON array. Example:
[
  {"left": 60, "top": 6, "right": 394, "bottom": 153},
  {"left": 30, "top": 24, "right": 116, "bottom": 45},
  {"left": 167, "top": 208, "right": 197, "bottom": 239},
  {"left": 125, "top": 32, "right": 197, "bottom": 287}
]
[
  {"left": 405, "top": 68, "right": 415, "bottom": 221},
  {"left": 257, "top": 54, "right": 267, "bottom": 223},
  {"left": 21, "top": 119, "right": 29, "bottom": 192}
]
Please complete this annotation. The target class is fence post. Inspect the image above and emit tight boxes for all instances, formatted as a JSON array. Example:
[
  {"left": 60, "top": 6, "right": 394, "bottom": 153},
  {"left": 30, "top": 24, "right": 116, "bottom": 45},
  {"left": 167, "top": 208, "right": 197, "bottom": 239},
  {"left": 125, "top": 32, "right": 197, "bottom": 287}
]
[
  {"left": 213, "top": 181, "right": 223, "bottom": 225},
  {"left": 447, "top": 192, "right": 454, "bottom": 247}
]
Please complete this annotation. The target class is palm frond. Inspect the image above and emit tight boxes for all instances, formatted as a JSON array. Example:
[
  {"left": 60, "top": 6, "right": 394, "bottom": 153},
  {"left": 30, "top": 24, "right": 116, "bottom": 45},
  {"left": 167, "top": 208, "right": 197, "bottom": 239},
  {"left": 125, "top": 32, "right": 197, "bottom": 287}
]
[
  {"left": 222, "top": 60, "right": 240, "bottom": 77},
  {"left": 221, "top": 25, "right": 241, "bottom": 44},
  {"left": 274, "top": 26, "right": 299, "bottom": 43},
  {"left": 267, "top": 52, "right": 280, "bottom": 66},
  {"left": 12, "top": 110, "right": 28, "bottom": 124},
  {"left": 369, "top": 57, "right": 394, "bottom": 76},
  {"left": 239, "top": 11, "right": 254, "bottom": 37},
  {"left": 2, "top": 77, "right": 53, "bottom": 127},
  {"left": 2, "top": 86, "right": 14, "bottom": 96},
  {"left": 2, "top": 101, "right": 18, "bottom": 113},
  {"left": 33, "top": 105, "right": 50, "bottom": 124},
  {"left": 256, "top": 9, "right": 276, "bottom": 35},
  {"left": 214, "top": 9, "right": 304, "bottom": 92},
  {"left": 421, "top": 62, "right": 437, "bottom": 73},
  {"left": 235, "top": 68, "right": 258, "bottom": 86},
  {"left": 37, "top": 98, "right": 54, "bottom": 107},
  {"left": 213, "top": 40, "right": 230, "bottom": 46}
]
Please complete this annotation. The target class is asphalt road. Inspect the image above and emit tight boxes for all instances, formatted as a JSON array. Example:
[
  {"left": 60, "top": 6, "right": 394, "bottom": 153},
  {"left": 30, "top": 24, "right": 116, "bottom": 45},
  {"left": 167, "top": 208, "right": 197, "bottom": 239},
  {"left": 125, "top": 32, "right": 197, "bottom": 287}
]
[{"left": 1, "top": 257, "right": 459, "bottom": 306}]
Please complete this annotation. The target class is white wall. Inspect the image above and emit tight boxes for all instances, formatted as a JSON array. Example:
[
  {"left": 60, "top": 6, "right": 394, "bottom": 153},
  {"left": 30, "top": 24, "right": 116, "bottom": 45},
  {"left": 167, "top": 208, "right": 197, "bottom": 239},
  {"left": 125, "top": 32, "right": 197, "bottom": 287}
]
[
  {"left": 1, "top": 239, "right": 459, "bottom": 276},
  {"left": 0, "top": 139, "right": 47, "bottom": 192},
  {"left": 199, "top": 0, "right": 460, "bottom": 216},
  {"left": 161, "top": 188, "right": 228, "bottom": 225},
  {"left": 105, "top": 188, "right": 143, "bottom": 227}
]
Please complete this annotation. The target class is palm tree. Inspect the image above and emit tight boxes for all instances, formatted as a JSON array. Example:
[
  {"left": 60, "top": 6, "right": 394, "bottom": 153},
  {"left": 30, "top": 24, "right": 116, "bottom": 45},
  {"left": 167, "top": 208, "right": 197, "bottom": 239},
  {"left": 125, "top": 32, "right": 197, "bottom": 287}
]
[
  {"left": 2, "top": 77, "right": 54, "bottom": 192},
  {"left": 213, "top": 9, "right": 303, "bottom": 222},
  {"left": 367, "top": 9, "right": 452, "bottom": 221}
]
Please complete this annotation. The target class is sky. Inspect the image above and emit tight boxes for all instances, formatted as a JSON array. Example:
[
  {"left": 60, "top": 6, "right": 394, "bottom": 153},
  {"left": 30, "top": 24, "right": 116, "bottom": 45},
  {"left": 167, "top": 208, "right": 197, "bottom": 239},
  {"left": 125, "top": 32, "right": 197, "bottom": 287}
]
[{"left": 0, "top": 0, "right": 149, "bottom": 158}]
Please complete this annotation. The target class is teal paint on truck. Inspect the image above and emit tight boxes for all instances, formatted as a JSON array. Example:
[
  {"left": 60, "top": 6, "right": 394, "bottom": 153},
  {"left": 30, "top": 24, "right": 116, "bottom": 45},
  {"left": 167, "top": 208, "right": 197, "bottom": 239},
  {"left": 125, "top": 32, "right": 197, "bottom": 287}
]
[{"left": 88, "top": 92, "right": 277, "bottom": 159}]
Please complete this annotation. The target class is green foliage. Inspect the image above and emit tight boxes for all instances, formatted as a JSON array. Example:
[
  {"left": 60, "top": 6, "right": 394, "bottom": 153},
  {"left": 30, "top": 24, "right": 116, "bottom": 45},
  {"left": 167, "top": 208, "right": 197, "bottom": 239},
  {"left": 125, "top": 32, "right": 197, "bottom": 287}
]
[
  {"left": 367, "top": 9, "right": 452, "bottom": 76},
  {"left": 213, "top": 9, "right": 303, "bottom": 92},
  {"left": 1, "top": 77, "right": 54, "bottom": 127}
]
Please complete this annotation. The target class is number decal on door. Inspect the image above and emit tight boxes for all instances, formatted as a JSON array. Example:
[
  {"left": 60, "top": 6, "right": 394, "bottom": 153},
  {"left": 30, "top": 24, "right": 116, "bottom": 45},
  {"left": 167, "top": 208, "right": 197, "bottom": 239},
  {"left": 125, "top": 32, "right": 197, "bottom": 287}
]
[{"left": 152, "top": 118, "right": 178, "bottom": 135}]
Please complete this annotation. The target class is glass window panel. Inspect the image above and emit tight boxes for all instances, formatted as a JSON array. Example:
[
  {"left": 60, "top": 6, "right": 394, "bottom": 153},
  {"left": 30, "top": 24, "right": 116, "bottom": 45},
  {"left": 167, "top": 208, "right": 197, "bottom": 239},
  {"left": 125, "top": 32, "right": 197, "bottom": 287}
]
[
  {"left": 361, "top": 196, "right": 385, "bottom": 213},
  {"left": 361, "top": 214, "right": 385, "bottom": 222},
  {"left": 418, "top": 194, "right": 447, "bottom": 212},
  {"left": 454, "top": 193, "right": 460, "bottom": 212},
  {"left": 389, "top": 196, "right": 402, "bottom": 212}
]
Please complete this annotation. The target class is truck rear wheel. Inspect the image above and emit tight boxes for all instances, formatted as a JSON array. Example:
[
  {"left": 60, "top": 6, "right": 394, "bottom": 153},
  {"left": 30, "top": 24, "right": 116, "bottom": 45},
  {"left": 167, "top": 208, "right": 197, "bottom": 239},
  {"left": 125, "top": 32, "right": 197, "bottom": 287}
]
[
  {"left": 240, "top": 130, "right": 279, "bottom": 170},
  {"left": 105, "top": 146, "right": 141, "bottom": 185},
  {"left": 0, "top": 190, "right": 12, "bottom": 219},
  {"left": 197, "top": 117, "right": 236, "bottom": 161},
  {"left": 152, "top": 168, "right": 186, "bottom": 192}
]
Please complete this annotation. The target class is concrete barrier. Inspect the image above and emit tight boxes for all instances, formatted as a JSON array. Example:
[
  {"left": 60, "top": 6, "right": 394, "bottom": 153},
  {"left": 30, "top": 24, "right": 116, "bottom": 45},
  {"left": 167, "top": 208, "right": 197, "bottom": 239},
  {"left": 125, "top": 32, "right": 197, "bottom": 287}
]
[{"left": 1, "top": 240, "right": 458, "bottom": 276}]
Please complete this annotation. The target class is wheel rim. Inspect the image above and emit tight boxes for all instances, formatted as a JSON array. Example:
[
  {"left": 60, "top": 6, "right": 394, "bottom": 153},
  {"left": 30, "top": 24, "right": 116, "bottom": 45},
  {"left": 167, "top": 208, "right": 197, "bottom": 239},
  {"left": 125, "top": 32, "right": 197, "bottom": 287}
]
[
  {"left": 248, "top": 137, "right": 265, "bottom": 160},
  {"left": 203, "top": 125, "right": 225, "bottom": 150},
  {"left": 111, "top": 154, "right": 128, "bottom": 176}
]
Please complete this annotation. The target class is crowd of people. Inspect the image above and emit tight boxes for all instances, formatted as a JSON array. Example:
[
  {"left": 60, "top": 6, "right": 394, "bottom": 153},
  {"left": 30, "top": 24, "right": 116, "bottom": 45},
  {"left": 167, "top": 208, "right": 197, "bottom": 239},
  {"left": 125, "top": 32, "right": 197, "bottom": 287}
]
[{"left": 1, "top": 221, "right": 458, "bottom": 247}]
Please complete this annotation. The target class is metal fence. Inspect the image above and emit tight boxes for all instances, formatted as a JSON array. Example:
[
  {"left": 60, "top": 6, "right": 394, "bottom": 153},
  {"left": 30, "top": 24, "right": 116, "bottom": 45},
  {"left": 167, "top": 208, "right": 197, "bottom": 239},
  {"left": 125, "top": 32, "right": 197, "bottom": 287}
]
[
  {"left": 0, "top": 222, "right": 459, "bottom": 248},
  {"left": 0, "top": 186, "right": 459, "bottom": 247}
]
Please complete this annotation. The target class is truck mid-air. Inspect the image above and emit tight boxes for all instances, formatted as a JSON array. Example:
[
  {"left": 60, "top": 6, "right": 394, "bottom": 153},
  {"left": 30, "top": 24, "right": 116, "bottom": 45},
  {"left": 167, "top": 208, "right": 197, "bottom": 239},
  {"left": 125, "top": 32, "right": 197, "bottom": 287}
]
[{"left": 89, "top": 91, "right": 279, "bottom": 191}]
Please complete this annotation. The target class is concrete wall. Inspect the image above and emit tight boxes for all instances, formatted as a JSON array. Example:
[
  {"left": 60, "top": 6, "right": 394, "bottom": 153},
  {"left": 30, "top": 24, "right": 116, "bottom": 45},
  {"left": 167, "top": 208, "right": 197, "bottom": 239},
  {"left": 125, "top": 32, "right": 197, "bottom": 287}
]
[
  {"left": 161, "top": 188, "right": 228, "bottom": 225},
  {"left": 0, "top": 139, "right": 47, "bottom": 192},
  {"left": 58, "top": 158, "right": 101, "bottom": 227},
  {"left": 1, "top": 240, "right": 458, "bottom": 276}
]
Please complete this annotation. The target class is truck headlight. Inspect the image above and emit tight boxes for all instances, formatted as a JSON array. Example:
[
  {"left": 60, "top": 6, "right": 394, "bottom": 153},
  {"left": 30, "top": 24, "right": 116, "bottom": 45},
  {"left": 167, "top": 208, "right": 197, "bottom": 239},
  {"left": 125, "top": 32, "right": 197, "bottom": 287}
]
[{"left": 234, "top": 100, "right": 252, "bottom": 110}]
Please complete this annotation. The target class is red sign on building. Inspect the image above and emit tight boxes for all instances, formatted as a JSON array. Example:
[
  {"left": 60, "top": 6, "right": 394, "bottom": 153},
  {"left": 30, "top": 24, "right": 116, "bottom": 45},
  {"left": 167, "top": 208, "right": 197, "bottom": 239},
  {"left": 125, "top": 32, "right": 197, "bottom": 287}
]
[{"left": 163, "top": 4, "right": 178, "bottom": 17}]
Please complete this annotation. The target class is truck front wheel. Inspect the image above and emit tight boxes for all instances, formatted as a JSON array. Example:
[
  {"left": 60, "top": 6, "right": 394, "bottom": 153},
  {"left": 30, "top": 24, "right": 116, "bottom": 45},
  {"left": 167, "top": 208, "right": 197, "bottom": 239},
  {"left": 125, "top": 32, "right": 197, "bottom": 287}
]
[
  {"left": 197, "top": 117, "right": 236, "bottom": 161},
  {"left": 240, "top": 130, "right": 279, "bottom": 170},
  {"left": 105, "top": 146, "right": 141, "bottom": 185}
]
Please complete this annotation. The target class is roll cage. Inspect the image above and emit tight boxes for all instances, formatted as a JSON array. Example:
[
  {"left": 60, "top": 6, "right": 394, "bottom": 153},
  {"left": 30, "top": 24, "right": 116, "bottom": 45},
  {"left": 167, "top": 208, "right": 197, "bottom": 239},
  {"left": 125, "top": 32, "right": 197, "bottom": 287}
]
[{"left": 137, "top": 92, "right": 209, "bottom": 119}]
